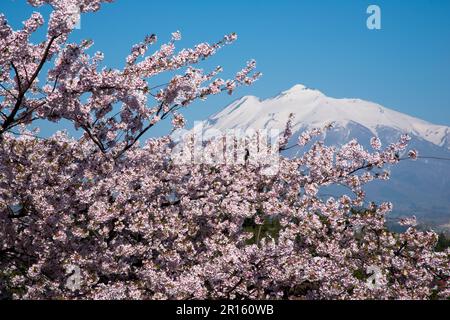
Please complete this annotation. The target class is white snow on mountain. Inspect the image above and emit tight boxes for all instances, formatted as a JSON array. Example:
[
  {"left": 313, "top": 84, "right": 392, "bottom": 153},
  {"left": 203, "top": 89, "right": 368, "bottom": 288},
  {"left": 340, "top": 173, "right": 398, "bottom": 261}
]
[{"left": 204, "top": 84, "right": 450, "bottom": 149}]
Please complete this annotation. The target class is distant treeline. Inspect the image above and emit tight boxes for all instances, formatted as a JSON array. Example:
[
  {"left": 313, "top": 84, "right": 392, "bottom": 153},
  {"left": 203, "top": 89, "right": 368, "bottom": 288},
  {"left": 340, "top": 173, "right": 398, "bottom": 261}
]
[{"left": 243, "top": 214, "right": 450, "bottom": 252}]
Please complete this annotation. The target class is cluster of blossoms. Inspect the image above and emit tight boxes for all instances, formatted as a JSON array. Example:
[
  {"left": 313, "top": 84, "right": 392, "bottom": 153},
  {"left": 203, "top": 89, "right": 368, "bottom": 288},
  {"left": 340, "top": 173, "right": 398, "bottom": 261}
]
[
  {"left": 0, "top": 1, "right": 448, "bottom": 300},
  {"left": 0, "top": 126, "right": 448, "bottom": 300},
  {"left": 0, "top": 0, "right": 260, "bottom": 157}
]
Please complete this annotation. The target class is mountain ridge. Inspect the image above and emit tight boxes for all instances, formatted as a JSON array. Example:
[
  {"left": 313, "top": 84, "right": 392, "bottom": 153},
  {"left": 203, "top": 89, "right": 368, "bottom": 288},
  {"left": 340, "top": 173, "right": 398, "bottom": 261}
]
[{"left": 206, "top": 84, "right": 450, "bottom": 149}]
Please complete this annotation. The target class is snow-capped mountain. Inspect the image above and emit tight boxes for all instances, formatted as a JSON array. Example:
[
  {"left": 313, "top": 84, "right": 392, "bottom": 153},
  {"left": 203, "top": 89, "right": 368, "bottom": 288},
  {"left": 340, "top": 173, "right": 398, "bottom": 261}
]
[
  {"left": 205, "top": 84, "right": 450, "bottom": 149},
  {"left": 202, "top": 84, "right": 450, "bottom": 230}
]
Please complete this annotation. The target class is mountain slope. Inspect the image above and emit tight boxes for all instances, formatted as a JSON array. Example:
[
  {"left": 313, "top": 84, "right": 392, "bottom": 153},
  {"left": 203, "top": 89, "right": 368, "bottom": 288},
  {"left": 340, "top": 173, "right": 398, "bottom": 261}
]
[
  {"left": 207, "top": 84, "right": 450, "bottom": 149},
  {"left": 202, "top": 84, "right": 450, "bottom": 230}
]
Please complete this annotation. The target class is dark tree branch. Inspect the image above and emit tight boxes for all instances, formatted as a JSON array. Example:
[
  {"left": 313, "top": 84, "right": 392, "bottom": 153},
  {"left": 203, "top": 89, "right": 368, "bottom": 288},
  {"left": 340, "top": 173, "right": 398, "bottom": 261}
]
[{"left": 0, "top": 35, "right": 59, "bottom": 137}]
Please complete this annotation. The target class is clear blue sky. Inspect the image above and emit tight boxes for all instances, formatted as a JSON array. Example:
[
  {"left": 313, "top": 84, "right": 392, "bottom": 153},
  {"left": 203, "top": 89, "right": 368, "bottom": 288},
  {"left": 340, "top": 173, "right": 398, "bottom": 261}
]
[{"left": 1, "top": 0, "right": 450, "bottom": 137}]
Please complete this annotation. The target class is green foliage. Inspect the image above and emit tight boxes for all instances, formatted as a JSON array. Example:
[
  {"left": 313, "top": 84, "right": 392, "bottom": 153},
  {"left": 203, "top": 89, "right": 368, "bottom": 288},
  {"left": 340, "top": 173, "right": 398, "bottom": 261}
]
[
  {"left": 435, "top": 233, "right": 450, "bottom": 252},
  {"left": 243, "top": 216, "right": 281, "bottom": 245}
]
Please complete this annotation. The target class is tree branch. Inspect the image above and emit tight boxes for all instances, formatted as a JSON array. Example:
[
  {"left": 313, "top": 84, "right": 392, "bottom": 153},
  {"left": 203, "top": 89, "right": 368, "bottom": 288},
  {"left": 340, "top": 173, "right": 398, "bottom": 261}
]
[{"left": 0, "top": 35, "right": 59, "bottom": 137}]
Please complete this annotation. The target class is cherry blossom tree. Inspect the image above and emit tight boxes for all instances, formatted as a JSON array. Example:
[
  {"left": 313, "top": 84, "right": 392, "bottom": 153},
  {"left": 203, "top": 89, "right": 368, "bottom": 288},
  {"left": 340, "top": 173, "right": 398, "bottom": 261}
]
[
  {"left": 0, "top": 0, "right": 259, "bottom": 155},
  {"left": 0, "top": 1, "right": 448, "bottom": 300}
]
